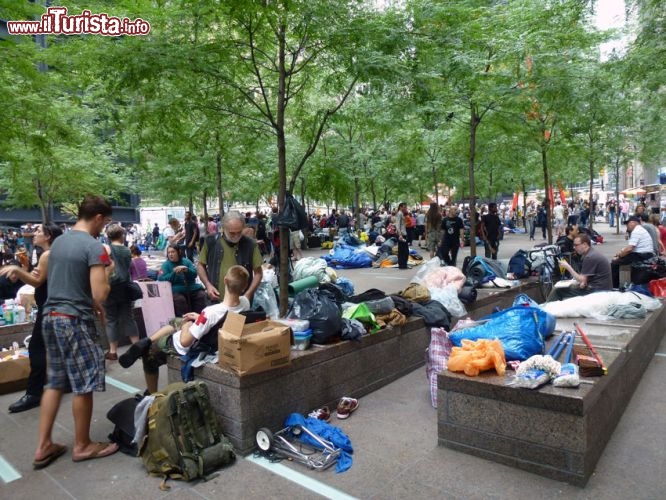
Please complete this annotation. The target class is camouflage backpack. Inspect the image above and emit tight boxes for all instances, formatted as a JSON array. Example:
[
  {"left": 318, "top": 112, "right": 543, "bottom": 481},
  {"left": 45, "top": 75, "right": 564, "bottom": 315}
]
[{"left": 139, "top": 381, "right": 235, "bottom": 483}]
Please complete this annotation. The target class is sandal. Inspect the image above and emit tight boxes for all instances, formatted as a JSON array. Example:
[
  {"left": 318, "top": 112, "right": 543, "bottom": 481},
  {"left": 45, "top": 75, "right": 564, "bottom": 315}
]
[
  {"left": 33, "top": 443, "right": 67, "bottom": 470},
  {"left": 105, "top": 352, "right": 118, "bottom": 361},
  {"left": 72, "top": 442, "right": 119, "bottom": 463}
]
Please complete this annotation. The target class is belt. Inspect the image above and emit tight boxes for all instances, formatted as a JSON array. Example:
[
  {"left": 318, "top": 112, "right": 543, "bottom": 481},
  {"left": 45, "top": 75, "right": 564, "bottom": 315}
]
[{"left": 47, "top": 311, "right": 77, "bottom": 319}]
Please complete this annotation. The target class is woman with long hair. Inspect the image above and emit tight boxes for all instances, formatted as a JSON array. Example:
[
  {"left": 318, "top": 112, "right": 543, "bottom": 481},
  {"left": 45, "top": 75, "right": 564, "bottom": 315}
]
[
  {"left": 425, "top": 203, "right": 443, "bottom": 259},
  {"left": 1, "top": 223, "right": 63, "bottom": 413}
]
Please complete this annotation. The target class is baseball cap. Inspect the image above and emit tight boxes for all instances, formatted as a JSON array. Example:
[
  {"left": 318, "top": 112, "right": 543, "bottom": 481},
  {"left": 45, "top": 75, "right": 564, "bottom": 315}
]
[{"left": 624, "top": 216, "right": 641, "bottom": 224}]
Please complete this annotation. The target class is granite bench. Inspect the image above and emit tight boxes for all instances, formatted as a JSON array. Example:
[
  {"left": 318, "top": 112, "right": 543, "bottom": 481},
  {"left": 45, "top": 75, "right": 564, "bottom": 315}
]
[
  {"left": 437, "top": 302, "right": 666, "bottom": 486},
  {"left": 165, "top": 280, "right": 542, "bottom": 454}
]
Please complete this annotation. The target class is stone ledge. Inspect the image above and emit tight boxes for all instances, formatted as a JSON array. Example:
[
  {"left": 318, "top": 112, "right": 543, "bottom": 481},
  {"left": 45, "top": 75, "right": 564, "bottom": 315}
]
[
  {"left": 438, "top": 302, "right": 666, "bottom": 486},
  {"left": 168, "top": 316, "right": 430, "bottom": 454}
]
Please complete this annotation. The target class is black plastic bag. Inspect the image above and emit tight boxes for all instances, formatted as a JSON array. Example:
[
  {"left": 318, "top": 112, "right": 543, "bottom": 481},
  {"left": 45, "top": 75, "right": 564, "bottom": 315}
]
[
  {"left": 288, "top": 288, "right": 342, "bottom": 344},
  {"left": 276, "top": 192, "right": 309, "bottom": 231}
]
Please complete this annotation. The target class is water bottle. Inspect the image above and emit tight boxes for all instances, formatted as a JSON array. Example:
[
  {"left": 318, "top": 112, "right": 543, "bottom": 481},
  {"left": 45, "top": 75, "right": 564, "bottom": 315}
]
[{"left": 3, "top": 299, "right": 14, "bottom": 324}]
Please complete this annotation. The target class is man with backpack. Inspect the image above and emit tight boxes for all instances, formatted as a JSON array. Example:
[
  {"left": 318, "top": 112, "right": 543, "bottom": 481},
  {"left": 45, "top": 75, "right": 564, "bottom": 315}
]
[{"left": 119, "top": 266, "right": 250, "bottom": 393}]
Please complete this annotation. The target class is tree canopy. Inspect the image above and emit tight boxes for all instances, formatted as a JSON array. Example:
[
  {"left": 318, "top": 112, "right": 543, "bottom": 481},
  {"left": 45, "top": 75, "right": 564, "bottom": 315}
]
[{"left": 1, "top": 0, "right": 663, "bottom": 220}]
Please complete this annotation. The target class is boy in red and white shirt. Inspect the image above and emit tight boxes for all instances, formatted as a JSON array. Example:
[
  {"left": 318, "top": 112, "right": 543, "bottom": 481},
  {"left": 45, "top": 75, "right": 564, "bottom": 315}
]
[{"left": 119, "top": 265, "right": 249, "bottom": 393}]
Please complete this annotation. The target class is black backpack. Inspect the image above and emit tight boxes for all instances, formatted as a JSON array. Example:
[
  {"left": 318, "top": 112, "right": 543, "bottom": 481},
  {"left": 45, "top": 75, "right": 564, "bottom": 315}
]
[{"left": 107, "top": 395, "right": 142, "bottom": 456}]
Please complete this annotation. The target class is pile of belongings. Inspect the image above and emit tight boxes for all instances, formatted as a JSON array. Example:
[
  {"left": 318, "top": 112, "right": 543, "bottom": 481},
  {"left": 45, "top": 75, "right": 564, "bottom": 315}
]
[{"left": 540, "top": 290, "right": 662, "bottom": 319}]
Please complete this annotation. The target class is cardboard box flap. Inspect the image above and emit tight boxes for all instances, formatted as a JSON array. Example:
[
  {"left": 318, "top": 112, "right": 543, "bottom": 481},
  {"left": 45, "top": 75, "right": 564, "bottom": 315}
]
[{"left": 222, "top": 311, "right": 247, "bottom": 338}]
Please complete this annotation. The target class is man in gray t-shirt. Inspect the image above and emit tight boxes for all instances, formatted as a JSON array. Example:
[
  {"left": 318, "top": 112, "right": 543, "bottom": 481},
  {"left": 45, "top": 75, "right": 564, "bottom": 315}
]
[
  {"left": 547, "top": 233, "right": 612, "bottom": 301},
  {"left": 33, "top": 195, "right": 119, "bottom": 470}
]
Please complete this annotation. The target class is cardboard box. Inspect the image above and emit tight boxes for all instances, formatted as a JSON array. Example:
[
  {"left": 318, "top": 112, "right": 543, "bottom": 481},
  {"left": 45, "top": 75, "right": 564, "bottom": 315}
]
[
  {"left": 0, "top": 350, "right": 30, "bottom": 395},
  {"left": 219, "top": 312, "right": 293, "bottom": 376}
]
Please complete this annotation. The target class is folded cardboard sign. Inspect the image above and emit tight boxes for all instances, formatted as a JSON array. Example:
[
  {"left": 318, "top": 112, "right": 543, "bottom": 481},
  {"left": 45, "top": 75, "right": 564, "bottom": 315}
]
[
  {"left": 0, "top": 350, "right": 30, "bottom": 395},
  {"left": 219, "top": 312, "right": 293, "bottom": 376}
]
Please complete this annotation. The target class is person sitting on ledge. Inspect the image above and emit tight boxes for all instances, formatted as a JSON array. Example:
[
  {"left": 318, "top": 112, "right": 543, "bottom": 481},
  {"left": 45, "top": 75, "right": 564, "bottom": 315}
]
[
  {"left": 547, "top": 233, "right": 612, "bottom": 301},
  {"left": 611, "top": 216, "right": 655, "bottom": 288},
  {"left": 119, "top": 265, "right": 249, "bottom": 394},
  {"left": 158, "top": 243, "right": 207, "bottom": 317}
]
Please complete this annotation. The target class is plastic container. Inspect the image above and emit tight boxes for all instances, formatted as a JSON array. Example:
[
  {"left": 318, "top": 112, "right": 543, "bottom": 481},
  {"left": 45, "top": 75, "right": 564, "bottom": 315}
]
[
  {"left": 14, "top": 305, "right": 26, "bottom": 323},
  {"left": 292, "top": 329, "right": 312, "bottom": 351},
  {"left": 274, "top": 318, "right": 310, "bottom": 333}
]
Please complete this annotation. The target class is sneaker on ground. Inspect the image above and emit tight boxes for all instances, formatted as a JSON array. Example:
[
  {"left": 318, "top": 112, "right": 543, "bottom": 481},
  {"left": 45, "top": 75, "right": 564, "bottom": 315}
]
[
  {"left": 307, "top": 406, "right": 331, "bottom": 422},
  {"left": 336, "top": 397, "right": 359, "bottom": 419}
]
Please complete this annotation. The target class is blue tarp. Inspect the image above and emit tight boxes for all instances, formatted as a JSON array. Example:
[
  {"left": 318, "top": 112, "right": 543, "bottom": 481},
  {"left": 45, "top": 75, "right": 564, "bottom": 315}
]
[
  {"left": 323, "top": 243, "right": 373, "bottom": 269},
  {"left": 284, "top": 413, "right": 353, "bottom": 473}
]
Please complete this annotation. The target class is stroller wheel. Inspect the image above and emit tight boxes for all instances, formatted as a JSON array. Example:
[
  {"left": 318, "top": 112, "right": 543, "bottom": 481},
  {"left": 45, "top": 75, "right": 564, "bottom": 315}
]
[{"left": 256, "top": 428, "right": 274, "bottom": 451}]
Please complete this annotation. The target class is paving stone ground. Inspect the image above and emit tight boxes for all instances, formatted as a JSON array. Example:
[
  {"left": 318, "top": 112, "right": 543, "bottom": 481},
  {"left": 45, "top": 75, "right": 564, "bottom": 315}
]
[{"left": 1, "top": 220, "right": 665, "bottom": 499}]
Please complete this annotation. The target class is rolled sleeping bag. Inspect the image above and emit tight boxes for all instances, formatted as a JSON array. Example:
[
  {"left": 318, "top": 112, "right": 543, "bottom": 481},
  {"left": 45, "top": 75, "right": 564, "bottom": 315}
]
[{"left": 288, "top": 276, "right": 320, "bottom": 296}]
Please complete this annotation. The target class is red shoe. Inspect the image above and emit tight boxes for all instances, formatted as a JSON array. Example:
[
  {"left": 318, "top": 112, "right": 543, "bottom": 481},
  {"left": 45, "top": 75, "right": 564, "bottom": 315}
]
[
  {"left": 307, "top": 406, "right": 331, "bottom": 422},
  {"left": 336, "top": 397, "right": 359, "bottom": 419}
]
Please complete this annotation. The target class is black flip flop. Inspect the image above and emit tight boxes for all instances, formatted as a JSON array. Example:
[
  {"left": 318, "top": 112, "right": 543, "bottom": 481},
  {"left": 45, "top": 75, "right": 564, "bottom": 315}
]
[{"left": 33, "top": 444, "right": 67, "bottom": 470}]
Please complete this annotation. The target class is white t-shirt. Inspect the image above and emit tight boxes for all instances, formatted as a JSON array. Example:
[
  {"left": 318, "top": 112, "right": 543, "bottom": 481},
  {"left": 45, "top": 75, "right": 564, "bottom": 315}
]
[
  {"left": 173, "top": 296, "right": 250, "bottom": 355},
  {"left": 628, "top": 224, "right": 654, "bottom": 254},
  {"left": 553, "top": 204, "right": 565, "bottom": 220}
]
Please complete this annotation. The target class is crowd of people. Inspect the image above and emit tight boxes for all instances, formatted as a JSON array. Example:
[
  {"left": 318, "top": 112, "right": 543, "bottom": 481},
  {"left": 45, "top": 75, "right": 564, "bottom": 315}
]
[{"left": 2, "top": 192, "right": 666, "bottom": 471}]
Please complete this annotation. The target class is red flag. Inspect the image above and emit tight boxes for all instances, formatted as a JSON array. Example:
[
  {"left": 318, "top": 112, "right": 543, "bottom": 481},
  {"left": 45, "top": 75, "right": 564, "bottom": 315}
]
[
  {"left": 512, "top": 193, "right": 519, "bottom": 210},
  {"left": 548, "top": 186, "right": 555, "bottom": 208}
]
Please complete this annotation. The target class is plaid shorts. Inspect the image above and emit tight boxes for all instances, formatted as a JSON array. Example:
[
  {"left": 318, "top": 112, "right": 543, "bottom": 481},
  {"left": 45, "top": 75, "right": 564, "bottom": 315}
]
[{"left": 43, "top": 314, "right": 105, "bottom": 394}]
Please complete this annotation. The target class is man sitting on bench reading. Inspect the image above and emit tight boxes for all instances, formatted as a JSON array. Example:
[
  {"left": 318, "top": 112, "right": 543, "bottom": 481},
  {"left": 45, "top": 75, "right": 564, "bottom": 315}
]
[{"left": 119, "top": 265, "right": 250, "bottom": 393}]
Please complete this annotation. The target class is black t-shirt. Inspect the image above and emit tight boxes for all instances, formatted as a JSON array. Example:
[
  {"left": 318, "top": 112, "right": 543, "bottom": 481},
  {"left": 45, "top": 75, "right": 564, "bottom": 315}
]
[
  {"left": 184, "top": 220, "right": 198, "bottom": 246},
  {"left": 481, "top": 213, "right": 502, "bottom": 241},
  {"left": 337, "top": 213, "right": 349, "bottom": 228},
  {"left": 441, "top": 217, "right": 464, "bottom": 243}
]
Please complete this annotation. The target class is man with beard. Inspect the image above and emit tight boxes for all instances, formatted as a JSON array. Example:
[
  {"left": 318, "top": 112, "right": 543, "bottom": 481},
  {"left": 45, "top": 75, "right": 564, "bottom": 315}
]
[{"left": 197, "top": 211, "right": 263, "bottom": 303}]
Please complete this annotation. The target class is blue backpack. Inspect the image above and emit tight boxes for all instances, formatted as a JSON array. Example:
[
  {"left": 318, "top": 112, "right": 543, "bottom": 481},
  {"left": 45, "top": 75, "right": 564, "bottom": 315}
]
[
  {"left": 508, "top": 250, "right": 531, "bottom": 279},
  {"left": 465, "top": 256, "right": 503, "bottom": 286}
]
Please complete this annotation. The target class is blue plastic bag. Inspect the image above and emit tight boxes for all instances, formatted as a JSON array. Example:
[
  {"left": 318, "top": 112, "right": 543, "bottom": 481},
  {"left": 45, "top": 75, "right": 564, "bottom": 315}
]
[
  {"left": 323, "top": 243, "right": 373, "bottom": 269},
  {"left": 448, "top": 306, "right": 555, "bottom": 361}
]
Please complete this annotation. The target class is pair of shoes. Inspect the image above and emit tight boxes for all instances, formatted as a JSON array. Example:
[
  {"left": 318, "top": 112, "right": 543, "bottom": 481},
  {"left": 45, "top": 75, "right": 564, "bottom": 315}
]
[
  {"left": 33, "top": 443, "right": 67, "bottom": 470},
  {"left": 71, "top": 442, "right": 119, "bottom": 463},
  {"left": 307, "top": 406, "right": 331, "bottom": 422},
  {"left": 9, "top": 393, "right": 41, "bottom": 413},
  {"left": 104, "top": 351, "right": 118, "bottom": 361},
  {"left": 119, "top": 337, "right": 152, "bottom": 368},
  {"left": 336, "top": 397, "right": 359, "bottom": 419}
]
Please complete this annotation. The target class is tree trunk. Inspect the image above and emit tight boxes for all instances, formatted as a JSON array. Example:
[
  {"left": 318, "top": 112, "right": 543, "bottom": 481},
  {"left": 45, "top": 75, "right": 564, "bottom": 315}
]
[
  {"left": 468, "top": 102, "right": 479, "bottom": 258},
  {"left": 277, "top": 20, "right": 290, "bottom": 317},
  {"left": 202, "top": 190, "right": 209, "bottom": 233},
  {"left": 432, "top": 163, "right": 437, "bottom": 204},
  {"left": 215, "top": 145, "right": 224, "bottom": 218},
  {"left": 521, "top": 179, "right": 527, "bottom": 228},
  {"left": 588, "top": 144, "right": 595, "bottom": 232}
]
